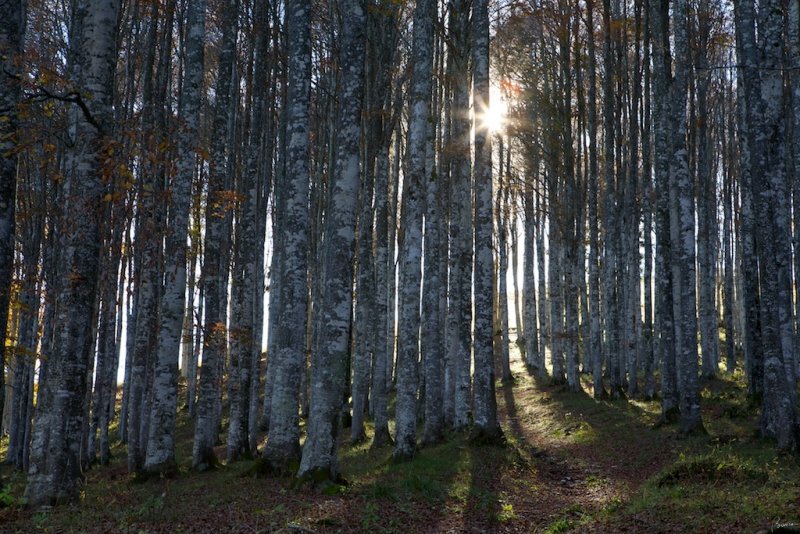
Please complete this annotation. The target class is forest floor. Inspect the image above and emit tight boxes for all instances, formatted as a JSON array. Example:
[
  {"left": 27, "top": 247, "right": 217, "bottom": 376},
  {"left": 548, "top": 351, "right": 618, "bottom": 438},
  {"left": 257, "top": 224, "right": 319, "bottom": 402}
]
[{"left": 1, "top": 348, "right": 800, "bottom": 533}]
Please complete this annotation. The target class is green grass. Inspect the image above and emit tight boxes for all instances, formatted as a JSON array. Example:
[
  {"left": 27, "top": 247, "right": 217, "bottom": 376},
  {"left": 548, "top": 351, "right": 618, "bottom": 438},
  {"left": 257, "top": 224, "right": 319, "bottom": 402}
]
[{"left": 1, "top": 356, "right": 799, "bottom": 533}]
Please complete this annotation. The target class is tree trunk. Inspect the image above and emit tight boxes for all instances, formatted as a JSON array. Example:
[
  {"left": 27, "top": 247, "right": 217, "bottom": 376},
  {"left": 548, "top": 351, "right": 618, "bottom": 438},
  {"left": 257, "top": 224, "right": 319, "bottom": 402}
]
[
  {"left": 391, "top": 0, "right": 435, "bottom": 461},
  {"left": 369, "top": 1, "right": 401, "bottom": 449},
  {"left": 127, "top": 2, "right": 166, "bottom": 474},
  {"left": 422, "top": 22, "right": 445, "bottom": 445},
  {"left": 298, "top": 0, "right": 366, "bottom": 481},
  {"left": 447, "top": 0, "right": 473, "bottom": 430},
  {"left": 263, "top": 0, "right": 311, "bottom": 470},
  {"left": 641, "top": 1, "right": 655, "bottom": 399},
  {"left": 602, "top": 0, "right": 622, "bottom": 398},
  {"left": 471, "top": 0, "right": 503, "bottom": 443},
  {"left": 145, "top": 0, "right": 206, "bottom": 475},
  {"left": 694, "top": 11, "right": 719, "bottom": 380},
  {"left": 26, "top": 0, "right": 121, "bottom": 506},
  {"left": 0, "top": 0, "right": 25, "bottom": 447},
  {"left": 651, "top": 0, "right": 679, "bottom": 422},
  {"left": 733, "top": 0, "right": 764, "bottom": 402},
  {"left": 523, "top": 183, "right": 541, "bottom": 374},
  {"left": 192, "top": 0, "right": 239, "bottom": 471},
  {"left": 754, "top": 0, "right": 799, "bottom": 449},
  {"left": 497, "top": 140, "right": 512, "bottom": 385},
  {"left": 671, "top": 0, "right": 704, "bottom": 436},
  {"left": 584, "top": 0, "right": 605, "bottom": 399}
]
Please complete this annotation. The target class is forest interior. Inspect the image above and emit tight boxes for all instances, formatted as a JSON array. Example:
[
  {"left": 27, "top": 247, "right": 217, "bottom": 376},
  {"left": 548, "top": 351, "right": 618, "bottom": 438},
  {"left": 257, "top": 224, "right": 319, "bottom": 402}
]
[{"left": 1, "top": 0, "right": 800, "bottom": 532}]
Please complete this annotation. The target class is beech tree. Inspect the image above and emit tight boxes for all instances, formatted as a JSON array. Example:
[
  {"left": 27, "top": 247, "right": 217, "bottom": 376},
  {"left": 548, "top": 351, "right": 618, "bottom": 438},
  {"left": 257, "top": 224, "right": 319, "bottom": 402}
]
[
  {"left": 262, "top": 0, "right": 311, "bottom": 471},
  {"left": 471, "top": 0, "right": 502, "bottom": 442},
  {"left": 393, "top": 0, "right": 435, "bottom": 461},
  {"left": 0, "top": 1, "right": 26, "bottom": 466},
  {"left": 144, "top": 0, "right": 207, "bottom": 475},
  {"left": 191, "top": 0, "right": 239, "bottom": 472},
  {"left": 25, "top": 0, "right": 121, "bottom": 506},
  {"left": 297, "top": 0, "right": 366, "bottom": 481}
]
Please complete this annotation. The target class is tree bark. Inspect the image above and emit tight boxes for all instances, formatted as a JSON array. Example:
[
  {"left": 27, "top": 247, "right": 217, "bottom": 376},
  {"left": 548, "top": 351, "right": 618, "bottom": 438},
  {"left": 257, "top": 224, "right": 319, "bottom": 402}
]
[
  {"left": 651, "top": 0, "right": 679, "bottom": 422},
  {"left": 753, "top": 0, "right": 799, "bottom": 449},
  {"left": 26, "top": 0, "right": 120, "bottom": 506},
  {"left": 0, "top": 0, "right": 25, "bottom": 447},
  {"left": 263, "top": 0, "right": 311, "bottom": 470},
  {"left": 391, "top": 0, "right": 435, "bottom": 461},
  {"left": 671, "top": 0, "right": 704, "bottom": 436},
  {"left": 447, "top": 0, "right": 473, "bottom": 430},
  {"left": 471, "top": 0, "right": 503, "bottom": 443},
  {"left": 298, "top": 0, "right": 366, "bottom": 481},
  {"left": 192, "top": 0, "right": 239, "bottom": 471},
  {"left": 145, "top": 0, "right": 207, "bottom": 475}
]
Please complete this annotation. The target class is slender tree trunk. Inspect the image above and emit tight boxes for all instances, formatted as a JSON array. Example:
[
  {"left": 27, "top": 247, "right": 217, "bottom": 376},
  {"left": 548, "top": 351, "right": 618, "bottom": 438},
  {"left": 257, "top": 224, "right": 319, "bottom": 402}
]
[
  {"left": 391, "top": 0, "right": 435, "bottom": 461},
  {"left": 447, "top": 0, "right": 473, "bottom": 429},
  {"left": 372, "top": 145, "right": 393, "bottom": 447},
  {"left": 722, "top": 111, "right": 736, "bottom": 374},
  {"left": 523, "top": 183, "right": 540, "bottom": 373},
  {"left": 246, "top": 0, "right": 274, "bottom": 455},
  {"left": 651, "top": 0, "right": 679, "bottom": 422},
  {"left": 144, "top": 0, "right": 206, "bottom": 475},
  {"left": 0, "top": 0, "right": 25, "bottom": 445},
  {"left": 262, "top": 69, "right": 288, "bottom": 432},
  {"left": 536, "top": 187, "right": 549, "bottom": 380},
  {"left": 351, "top": 74, "right": 377, "bottom": 444},
  {"left": 695, "top": 13, "right": 719, "bottom": 380},
  {"left": 127, "top": 2, "right": 165, "bottom": 473},
  {"left": 641, "top": 2, "right": 655, "bottom": 399},
  {"left": 585, "top": 0, "right": 603, "bottom": 398},
  {"left": 733, "top": 0, "right": 764, "bottom": 402},
  {"left": 187, "top": 259, "right": 203, "bottom": 418},
  {"left": 497, "top": 141, "right": 512, "bottom": 385},
  {"left": 120, "top": 236, "right": 138, "bottom": 442},
  {"left": 788, "top": 0, "right": 800, "bottom": 380},
  {"left": 471, "top": 0, "right": 503, "bottom": 443},
  {"left": 422, "top": 44, "right": 445, "bottom": 444},
  {"left": 369, "top": 2, "right": 401, "bottom": 449},
  {"left": 228, "top": 0, "right": 271, "bottom": 461},
  {"left": 671, "top": 0, "right": 704, "bottom": 436},
  {"left": 298, "top": 0, "right": 366, "bottom": 481},
  {"left": 602, "top": 0, "right": 623, "bottom": 398},
  {"left": 26, "top": 0, "right": 121, "bottom": 506},
  {"left": 192, "top": 0, "right": 239, "bottom": 471},
  {"left": 754, "top": 0, "right": 799, "bottom": 449},
  {"left": 89, "top": 212, "right": 122, "bottom": 466},
  {"left": 248, "top": 6, "right": 276, "bottom": 449},
  {"left": 8, "top": 231, "right": 40, "bottom": 470},
  {"left": 263, "top": 0, "right": 311, "bottom": 470}
]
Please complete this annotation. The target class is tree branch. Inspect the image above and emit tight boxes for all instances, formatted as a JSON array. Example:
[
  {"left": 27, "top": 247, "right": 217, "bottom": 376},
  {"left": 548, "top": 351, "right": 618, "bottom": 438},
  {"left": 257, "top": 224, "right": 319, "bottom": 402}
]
[{"left": 2, "top": 67, "right": 105, "bottom": 135}]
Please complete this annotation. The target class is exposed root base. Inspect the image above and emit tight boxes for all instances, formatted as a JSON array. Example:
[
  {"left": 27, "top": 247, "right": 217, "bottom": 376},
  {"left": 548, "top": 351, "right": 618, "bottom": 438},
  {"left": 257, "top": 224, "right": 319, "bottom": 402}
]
[
  {"left": 420, "top": 430, "right": 446, "bottom": 448},
  {"left": 653, "top": 406, "right": 681, "bottom": 429},
  {"left": 391, "top": 449, "right": 416, "bottom": 463},
  {"left": 227, "top": 449, "right": 255, "bottom": 464},
  {"left": 609, "top": 387, "right": 628, "bottom": 401},
  {"left": 566, "top": 383, "right": 584, "bottom": 394},
  {"left": 294, "top": 468, "right": 349, "bottom": 495},
  {"left": 469, "top": 426, "right": 506, "bottom": 447},
  {"left": 191, "top": 450, "right": 221, "bottom": 473},
  {"left": 371, "top": 427, "right": 394, "bottom": 449},
  {"left": 243, "top": 456, "right": 301, "bottom": 478},
  {"left": 550, "top": 377, "right": 567, "bottom": 387},
  {"left": 678, "top": 420, "right": 708, "bottom": 438},
  {"left": 139, "top": 462, "right": 180, "bottom": 481},
  {"left": 349, "top": 431, "right": 368, "bottom": 446}
]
